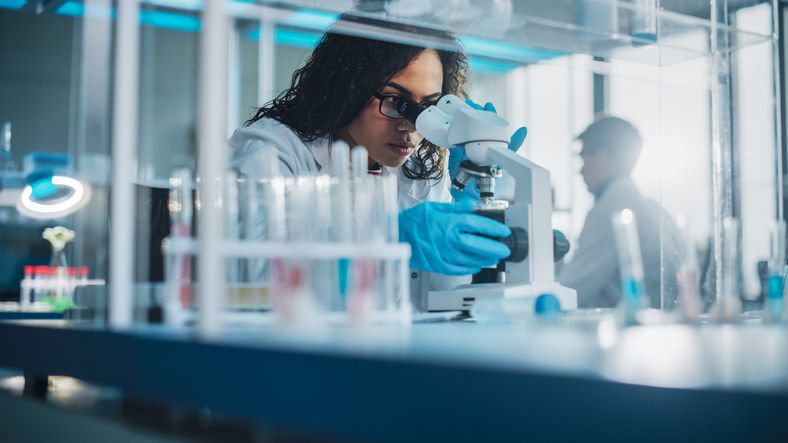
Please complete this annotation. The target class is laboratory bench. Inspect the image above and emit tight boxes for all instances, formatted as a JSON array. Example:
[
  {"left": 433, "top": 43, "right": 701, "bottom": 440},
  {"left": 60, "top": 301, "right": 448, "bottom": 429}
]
[{"left": 1, "top": 315, "right": 787, "bottom": 442}]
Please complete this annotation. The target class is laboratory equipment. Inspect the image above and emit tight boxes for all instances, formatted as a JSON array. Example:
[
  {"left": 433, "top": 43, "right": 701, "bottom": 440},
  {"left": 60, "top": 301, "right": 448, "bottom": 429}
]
[
  {"left": 6, "top": 152, "right": 93, "bottom": 220},
  {"left": 470, "top": 293, "right": 561, "bottom": 324},
  {"left": 330, "top": 141, "right": 353, "bottom": 311},
  {"left": 160, "top": 145, "right": 412, "bottom": 327},
  {"left": 397, "top": 94, "right": 576, "bottom": 311},
  {"left": 18, "top": 264, "right": 101, "bottom": 313},
  {"left": 162, "top": 168, "right": 194, "bottom": 326},
  {"left": 13, "top": 225, "right": 104, "bottom": 313},
  {"left": 41, "top": 226, "right": 75, "bottom": 311},
  {"left": 675, "top": 217, "right": 701, "bottom": 320},
  {"left": 630, "top": 0, "right": 657, "bottom": 44},
  {"left": 764, "top": 219, "right": 785, "bottom": 321},
  {"left": 711, "top": 218, "right": 742, "bottom": 321},
  {"left": 611, "top": 209, "right": 647, "bottom": 325},
  {"left": 398, "top": 199, "right": 512, "bottom": 275}
]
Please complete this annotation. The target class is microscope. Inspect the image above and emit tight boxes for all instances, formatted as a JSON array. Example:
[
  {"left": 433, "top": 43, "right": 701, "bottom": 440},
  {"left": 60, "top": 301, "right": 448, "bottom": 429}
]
[{"left": 398, "top": 95, "right": 577, "bottom": 311}]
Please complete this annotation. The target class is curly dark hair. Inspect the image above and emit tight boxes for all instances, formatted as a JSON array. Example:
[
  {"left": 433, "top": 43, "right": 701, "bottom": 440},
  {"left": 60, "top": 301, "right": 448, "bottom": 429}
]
[{"left": 245, "top": 23, "right": 469, "bottom": 181}]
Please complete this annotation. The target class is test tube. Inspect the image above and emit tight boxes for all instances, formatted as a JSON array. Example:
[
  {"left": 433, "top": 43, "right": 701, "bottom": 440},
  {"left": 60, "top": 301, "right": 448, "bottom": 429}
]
[
  {"left": 20, "top": 266, "right": 33, "bottom": 310},
  {"left": 611, "top": 209, "right": 647, "bottom": 325},
  {"left": 330, "top": 141, "right": 353, "bottom": 311},
  {"left": 675, "top": 216, "right": 701, "bottom": 320},
  {"left": 164, "top": 168, "right": 193, "bottom": 325},
  {"left": 712, "top": 217, "right": 742, "bottom": 321},
  {"left": 311, "top": 174, "right": 335, "bottom": 311},
  {"left": 377, "top": 174, "right": 402, "bottom": 317},
  {"left": 223, "top": 170, "right": 241, "bottom": 307},
  {"left": 241, "top": 173, "right": 265, "bottom": 306},
  {"left": 280, "top": 176, "right": 319, "bottom": 323},
  {"left": 329, "top": 141, "right": 353, "bottom": 243},
  {"left": 351, "top": 146, "right": 372, "bottom": 242},
  {"left": 630, "top": 0, "right": 657, "bottom": 44},
  {"left": 254, "top": 147, "right": 294, "bottom": 320},
  {"left": 764, "top": 219, "right": 786, "bottom": 321},
  {"left": 33, "top": 265, "right": 49, "bottom": 305},
  {"left": 349, "top": 146, "right": 375, "bottom": 322}
]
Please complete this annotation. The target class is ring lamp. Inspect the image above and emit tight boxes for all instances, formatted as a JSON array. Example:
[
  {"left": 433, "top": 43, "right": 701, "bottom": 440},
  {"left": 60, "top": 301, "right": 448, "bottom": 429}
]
[{"left": 16, "top": 175, "right": 92, "bottom": 219}]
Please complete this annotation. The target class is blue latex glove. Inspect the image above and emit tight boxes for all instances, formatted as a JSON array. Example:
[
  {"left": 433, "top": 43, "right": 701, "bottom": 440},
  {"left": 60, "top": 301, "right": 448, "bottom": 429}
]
[
  {"left": 448, "top": 100, "right": 528, "bottom": 201},
  {"left": 399, "top": 200, "right": 512, "bottom": 275}
]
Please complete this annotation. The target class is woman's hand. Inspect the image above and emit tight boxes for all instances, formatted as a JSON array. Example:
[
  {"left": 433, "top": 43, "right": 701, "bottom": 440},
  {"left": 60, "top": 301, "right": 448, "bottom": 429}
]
[{"left": 399, "top": 200, "right": 512, "bottom": 275}]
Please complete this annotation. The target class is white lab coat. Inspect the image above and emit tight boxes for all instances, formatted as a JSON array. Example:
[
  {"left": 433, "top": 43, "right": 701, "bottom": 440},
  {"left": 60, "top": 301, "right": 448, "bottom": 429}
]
[
  {"left": 229, "top": 118, "right": 452, "bottom": 209},
  {"left": 228, "top": 117, "right": 466, "bottom": 311},
  {"left": 558, "top": 176, "right": 681, "bottom": 309}
]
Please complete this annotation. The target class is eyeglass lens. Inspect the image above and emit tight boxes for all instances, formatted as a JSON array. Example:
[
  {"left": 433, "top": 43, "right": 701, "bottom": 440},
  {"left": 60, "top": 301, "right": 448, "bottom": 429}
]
[{"left": 379, "top": 96, "right": 403, "bottom": 119}]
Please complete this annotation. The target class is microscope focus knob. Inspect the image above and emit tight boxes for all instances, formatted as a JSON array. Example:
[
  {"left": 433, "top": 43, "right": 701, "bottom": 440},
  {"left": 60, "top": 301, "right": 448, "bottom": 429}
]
[{"left": 499, "top": 227, "right": 528, "bottom": 262}]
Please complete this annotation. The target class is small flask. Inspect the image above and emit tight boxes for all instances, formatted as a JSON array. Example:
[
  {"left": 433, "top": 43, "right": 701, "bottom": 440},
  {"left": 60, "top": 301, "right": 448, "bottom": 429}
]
[{"left": 42, "top": 227, "right": 75, "bottom": 304}]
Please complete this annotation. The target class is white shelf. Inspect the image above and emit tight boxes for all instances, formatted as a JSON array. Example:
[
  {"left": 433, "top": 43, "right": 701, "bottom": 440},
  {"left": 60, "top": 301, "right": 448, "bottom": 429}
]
[{"left": 218, "top": 0, "right": 775, "bottom": 66}]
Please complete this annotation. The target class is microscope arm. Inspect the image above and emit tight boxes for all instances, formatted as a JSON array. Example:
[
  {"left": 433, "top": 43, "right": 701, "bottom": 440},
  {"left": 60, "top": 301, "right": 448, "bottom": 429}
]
[{"left": 484, "top": 146, "right": 556, "bottom": 284}]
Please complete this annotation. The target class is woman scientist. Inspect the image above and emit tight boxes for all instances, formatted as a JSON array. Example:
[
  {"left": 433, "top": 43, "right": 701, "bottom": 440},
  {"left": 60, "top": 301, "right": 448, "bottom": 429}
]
[{"left": 228, "top": 19, "right": 521, "bottom": 309}]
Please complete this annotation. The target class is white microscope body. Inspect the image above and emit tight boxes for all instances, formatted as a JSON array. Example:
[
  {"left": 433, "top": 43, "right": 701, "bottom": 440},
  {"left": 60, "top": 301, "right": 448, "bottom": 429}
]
[{"left": 413, "top": 95, "right": 577, "bottom": 311}]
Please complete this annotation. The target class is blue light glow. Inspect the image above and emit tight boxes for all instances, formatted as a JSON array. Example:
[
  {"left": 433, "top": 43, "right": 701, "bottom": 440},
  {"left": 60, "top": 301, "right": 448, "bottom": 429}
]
[
  {"left": 468, "top": 57, "right": 519, "bottom": 73},
  {"left": 47, "top": 3, "right": 561, "bottom": 68},
  {"left": 142, "top": 0, "right": 202, "bottom": 11},
  {"left": 0, "top": 0, "right": 26, "bottom": 10},
  {"left": 460, "top": 35, "right": 564, "bottom": 64},
  {"left": 281, "top": 10, "right": 338, "bottom": 32},
  {"left": 56, "top": 1, "right": 84, "bottom": 16},
  {"left": 275, "top": 28, "right": 322, "bottom": 48},
  {"left": 247, "top": 28, "right": 323, "bottom": 49},
  {"left": 140, "top": 9, "right": 200, "bottom": 32},
  {"left": 57, "top": 1, "right": 199, "bottom": 32}
]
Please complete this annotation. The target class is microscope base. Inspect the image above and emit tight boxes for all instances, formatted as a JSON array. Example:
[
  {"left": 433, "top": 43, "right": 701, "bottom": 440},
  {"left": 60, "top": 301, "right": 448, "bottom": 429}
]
[{"left": 426, "top": 282, "right": 577, "bottom": 312}]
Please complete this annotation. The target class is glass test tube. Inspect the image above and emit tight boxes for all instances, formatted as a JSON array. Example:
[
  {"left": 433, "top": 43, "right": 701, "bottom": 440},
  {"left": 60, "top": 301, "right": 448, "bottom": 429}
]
[
  {"left": 765, "top": 219, "right": 786, "bottom": 321},
  {"left": 611, "top": 209, "right": 647, "bottom": 325},
  {"left": 20, "top": 266, "right": 33, "bottom": 310},
  {"left": 330, "top": 141, "right": 352, "bottom": 311},
  {"left": 281, "top": 176, "right": 320, "bottom": 323},
  {"left": 311, "top": 174, "right": 335, "bottom": 312},
  {"left": 164, "top": 168, "right": 193, "bottom": 325},
  {"left": 257, "top": 147, "right": 295, "bottom": 321},
  {"left": 349, "top": 146, "right": 375, "bottom": 322},
  {"left": 376, "top": 174, "right": 401, "bottom": 317},
  {"left": 712, "top": 217, "right": 742, "bottom": 321},
  {"left": 630, "top": 0, "right": 657, "bottom": 43},
  {"left": 241, "top": 171, "right": 266, "bottom": 306},
  {"left": 675, "top": 216, "right": 701, "bottom": 320},
  {"left": 223, "top": 170, "right": 241, "bottom": 307}
]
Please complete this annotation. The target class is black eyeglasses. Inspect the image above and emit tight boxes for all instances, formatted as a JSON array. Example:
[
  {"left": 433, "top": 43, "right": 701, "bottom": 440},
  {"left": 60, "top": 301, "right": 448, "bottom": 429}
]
[{"left": 372, "top": 92, "right": 429, "bottom": 123}]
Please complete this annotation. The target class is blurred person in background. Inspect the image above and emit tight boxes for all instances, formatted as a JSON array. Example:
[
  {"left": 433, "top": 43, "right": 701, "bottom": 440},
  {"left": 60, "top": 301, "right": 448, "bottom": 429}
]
[{"left": 558, "top": 116, "right": 680, "bottom": 309}]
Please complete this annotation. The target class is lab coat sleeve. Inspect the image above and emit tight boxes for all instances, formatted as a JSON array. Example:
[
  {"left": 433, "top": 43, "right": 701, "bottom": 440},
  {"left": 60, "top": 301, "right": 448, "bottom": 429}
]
[
  {"left": 558, "top": 206, "right": 620, "bottom": 308},
  {"left": 228, "top": 119, "right": 319, "bottom": 179},
  {"left": 231, "top": 137, "right": 296, "bottom": 178}
]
